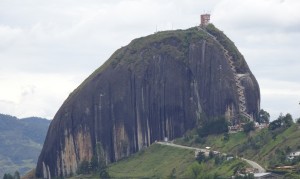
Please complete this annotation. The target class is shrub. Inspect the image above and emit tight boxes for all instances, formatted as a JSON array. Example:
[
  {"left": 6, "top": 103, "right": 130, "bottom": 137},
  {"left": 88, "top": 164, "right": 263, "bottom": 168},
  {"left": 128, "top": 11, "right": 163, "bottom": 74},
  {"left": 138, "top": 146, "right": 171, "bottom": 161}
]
[
  {"left": 243, "top": 122, "right": 255, "bottom": 133},
  {"left": 76, "top": 160, "right": 90, "bottom": 174},
  {"left": 197, "top": 116, "right": 228, "bottom": 137}
]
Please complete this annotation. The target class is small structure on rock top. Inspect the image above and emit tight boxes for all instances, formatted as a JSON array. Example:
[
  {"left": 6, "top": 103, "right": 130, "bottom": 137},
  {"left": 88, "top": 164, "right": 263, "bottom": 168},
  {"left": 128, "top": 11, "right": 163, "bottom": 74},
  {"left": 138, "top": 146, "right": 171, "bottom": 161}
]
[{"left": 200, "top": 14, "right": 210, "bottom": 26}]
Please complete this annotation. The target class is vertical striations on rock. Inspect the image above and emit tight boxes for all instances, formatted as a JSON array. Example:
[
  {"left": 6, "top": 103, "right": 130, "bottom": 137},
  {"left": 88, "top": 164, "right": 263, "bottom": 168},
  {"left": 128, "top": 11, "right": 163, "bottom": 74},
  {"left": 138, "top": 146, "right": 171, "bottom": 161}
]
[{"left": 36, "top": 25, "right": 260, "bottom": 178}]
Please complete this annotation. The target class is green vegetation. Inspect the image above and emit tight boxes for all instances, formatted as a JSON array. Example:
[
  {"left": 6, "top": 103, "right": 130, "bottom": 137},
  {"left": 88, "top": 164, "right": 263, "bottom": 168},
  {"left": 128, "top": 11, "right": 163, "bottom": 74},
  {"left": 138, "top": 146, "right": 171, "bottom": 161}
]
[
  {"left": 76, "top": 142, "right": 110, "bottom": 179},
  {"left": 0, "top": 114, "right": 50, "bottom": 178},
  {"left": 107, "top": 144, "right": 251, "bottom": 179},
  {"left": 269, "top": 113, "right": 293, "bottom": 130},
  {"left": 188, "top": 149, "right": 252, "bottom": 178},
  {"left": 197, "top": 116, "right": 229, "bottom": 137},
  {"left": 67, "top": 112, "right": 300, "bottom": 178},
  {"left": 176, "top": 113, "right": 300, "bottom": 177},
  {"left": 108, "top": 144, "right": 194, "bottom": 178},
  {"left": 258, "top": 109, "right": 270, "bottom": 124},
  {"left": 187, "top": 158, "right": 250, "bottom": 179},
  {"left": 67, "top": 143, "right": 251, "bottom": 179},
  {"left": 70, "top": 26, "right": 211, "bottom": 97},
  {"left": 242, "top": 121, "right": 255, "bottom": 133},
  {"left": 2, "top": 171, "right": 20, "bottom": 179}
]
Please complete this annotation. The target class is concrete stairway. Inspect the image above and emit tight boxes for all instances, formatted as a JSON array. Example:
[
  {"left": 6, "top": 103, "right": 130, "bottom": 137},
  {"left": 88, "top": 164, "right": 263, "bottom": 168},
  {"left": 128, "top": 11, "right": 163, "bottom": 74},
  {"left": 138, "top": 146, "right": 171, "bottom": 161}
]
[{"left": 198, "top": 26, "right": 253, "bottom": 121}]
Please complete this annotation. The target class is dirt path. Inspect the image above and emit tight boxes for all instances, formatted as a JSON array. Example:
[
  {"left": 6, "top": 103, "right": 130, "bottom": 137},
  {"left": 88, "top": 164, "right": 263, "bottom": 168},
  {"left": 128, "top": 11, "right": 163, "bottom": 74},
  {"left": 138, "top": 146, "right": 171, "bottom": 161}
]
[{"left": 157, "top": 141, "right": 266, "bottom": 173}]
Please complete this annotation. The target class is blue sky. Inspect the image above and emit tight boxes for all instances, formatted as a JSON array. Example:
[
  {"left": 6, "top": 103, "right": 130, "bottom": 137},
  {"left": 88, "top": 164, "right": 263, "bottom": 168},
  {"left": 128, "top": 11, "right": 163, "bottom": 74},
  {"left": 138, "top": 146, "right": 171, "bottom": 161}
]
[{"left": 0, "top": 0, "right": 299, "bottom": 120}]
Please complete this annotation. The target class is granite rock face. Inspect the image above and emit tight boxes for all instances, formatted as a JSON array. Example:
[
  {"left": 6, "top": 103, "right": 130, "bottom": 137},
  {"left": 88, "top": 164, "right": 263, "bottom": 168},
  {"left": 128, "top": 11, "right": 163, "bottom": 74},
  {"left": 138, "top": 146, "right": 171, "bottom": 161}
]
[{"left": 36, "top": 25, "right": 260, "bottom": 178}]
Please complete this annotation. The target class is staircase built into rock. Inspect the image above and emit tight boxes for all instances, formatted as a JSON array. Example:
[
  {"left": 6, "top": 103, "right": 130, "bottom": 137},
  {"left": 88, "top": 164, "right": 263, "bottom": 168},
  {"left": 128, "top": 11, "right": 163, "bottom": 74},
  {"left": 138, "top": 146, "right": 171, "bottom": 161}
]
[{"left": 198, "top": 26, "right": 253, "bottom": 122}]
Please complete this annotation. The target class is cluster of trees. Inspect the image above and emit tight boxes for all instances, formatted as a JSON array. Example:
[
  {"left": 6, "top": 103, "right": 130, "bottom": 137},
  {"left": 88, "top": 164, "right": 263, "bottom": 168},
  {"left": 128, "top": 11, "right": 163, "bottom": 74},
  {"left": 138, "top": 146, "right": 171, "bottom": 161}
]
[
  {"left": 242, "top": 121, "right": 255, "bottom": 133},
  {"left": 267, "top": 143, "right": 300, "bottom": 169},
  {"left": 268, "top": 113, "right": 294, "bottom": 131},
  {"left": 76, "top": 142, "right": 110, "bottom": 178},
  {"left": 197, "top": 117, "right": 228, "bottom": 137},
  {"left": 191, "top": 151, "right": 253, "bottom": 178},
  {"left": 196, "top": 151, "right": 227, "bottom": 166},
  {"left": 196, "top": 109, "right": 271, "bottom": 138},
  {"left": 241, "top": 109, "right": 270, "bottom": 134},
  {"left": 258, "top": 109, "right": 270, "bottom": 124},
  {"left": 2, "top": 171, "right": 20, "bottom": 179}
]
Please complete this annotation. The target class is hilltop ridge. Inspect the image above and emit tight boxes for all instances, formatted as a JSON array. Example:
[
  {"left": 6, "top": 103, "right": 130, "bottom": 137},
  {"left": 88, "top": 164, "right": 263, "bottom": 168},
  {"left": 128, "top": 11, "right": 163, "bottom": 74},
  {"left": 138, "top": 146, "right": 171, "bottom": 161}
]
[{"left": 0, "top": 114, "right": 50, "bottom": 178}]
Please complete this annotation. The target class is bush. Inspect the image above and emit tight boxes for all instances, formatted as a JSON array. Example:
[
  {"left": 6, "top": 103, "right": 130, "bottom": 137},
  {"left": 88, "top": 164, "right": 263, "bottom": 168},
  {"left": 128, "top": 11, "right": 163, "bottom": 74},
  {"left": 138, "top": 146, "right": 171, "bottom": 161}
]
[
  {"left": 3, "top": 173, "right": 13, "bottom": 179},
  {"left": 3, "top": 171, "right": 20, "bottom": 179},
  {"left": 99, "top": 169, "right": 110, "bottom": 179},
  {"left": 214, "top": 155, "right": 225, "bottom": 165},
  {"left": 243, "top": 122, "right": 255, "bottom": 133},
  {"left": 223, "top": 133, "right": 230, "bottom": 141},
  {"left": 76, "top": 160, "right": 90, "bottom": 174},
  {"left": 258, "top": 109, "right": 270, "bottom": 124},
  {"left": 269, "top": 113, "right": 294, "bottom": 131},
  {"left": 197, "top": 116, "right": 228, "bottom": 137},
  {"left": 196, "top": 151, "right": 206, "bottom": 163},
  {"left": 195, "top": 136, "right": 206, "bottom": 144}
]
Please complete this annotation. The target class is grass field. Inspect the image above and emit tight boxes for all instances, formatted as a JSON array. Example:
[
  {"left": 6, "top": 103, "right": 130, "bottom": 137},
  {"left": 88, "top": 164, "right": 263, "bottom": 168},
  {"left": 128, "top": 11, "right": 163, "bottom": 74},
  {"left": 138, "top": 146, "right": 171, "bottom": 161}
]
[
  {"left": 175, "top": 123, "right": 300, "bottom": 170},
  {"left": 68, "top": 142, "right": 251, "bottom": 178},
  {"left": 65, "top": 124, "right": 300, "bottom": 178},
  {"left": 108, "top": 144, "right": 195, "bottom": 178}
]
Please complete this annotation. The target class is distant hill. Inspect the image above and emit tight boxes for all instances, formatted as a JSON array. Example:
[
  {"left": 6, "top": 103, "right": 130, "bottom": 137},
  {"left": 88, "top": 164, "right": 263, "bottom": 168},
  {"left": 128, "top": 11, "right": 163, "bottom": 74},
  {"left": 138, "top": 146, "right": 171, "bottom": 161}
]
[{"left": 0, "top": 114, "right": 50, "bottom": 178}]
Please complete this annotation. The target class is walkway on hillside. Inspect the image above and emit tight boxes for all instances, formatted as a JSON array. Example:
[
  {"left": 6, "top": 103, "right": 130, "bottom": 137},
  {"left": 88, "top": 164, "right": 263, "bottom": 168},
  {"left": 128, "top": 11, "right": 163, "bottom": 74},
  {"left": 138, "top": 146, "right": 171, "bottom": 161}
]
[
  {"left": 157, "top": 141, "right": 265, "bottom": 173},
  {"left": 157, "top": 142, "right": 210, "bottom": 155},
  {"left": 197, "top": 26, "right": 253, "bottom": 121},
  {"left": 241, "top": 158, "right": 266, "bottom": 173}
]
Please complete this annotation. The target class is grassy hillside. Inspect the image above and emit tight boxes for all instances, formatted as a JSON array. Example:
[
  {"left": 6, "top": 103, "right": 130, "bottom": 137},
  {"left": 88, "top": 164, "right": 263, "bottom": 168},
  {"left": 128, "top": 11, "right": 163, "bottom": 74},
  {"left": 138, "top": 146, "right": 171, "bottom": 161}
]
[
  {"left": 70, "top": 144, "right": 250, "bottom": 179},
  {"left": 176, "top": 123, "right": 300, "bottom": 174},
  {"left": 0, "top": 114, "right": 50, "bottom": 178},
  {"left": 108, "top": 144, "right": 194, "bottom": 178}
]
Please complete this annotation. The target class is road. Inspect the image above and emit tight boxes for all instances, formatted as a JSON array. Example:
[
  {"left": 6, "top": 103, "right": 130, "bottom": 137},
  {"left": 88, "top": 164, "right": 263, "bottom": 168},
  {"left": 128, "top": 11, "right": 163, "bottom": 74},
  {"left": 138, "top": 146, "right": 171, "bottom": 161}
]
[
  {"left": 157, "top": 141, "right": 209, "bottom": 155},
  {"left": 241, "top": 158, "right": 266, "bottom": 173},
  {"left": 157, "top": 141, "right": 265, "bottom": 173}
]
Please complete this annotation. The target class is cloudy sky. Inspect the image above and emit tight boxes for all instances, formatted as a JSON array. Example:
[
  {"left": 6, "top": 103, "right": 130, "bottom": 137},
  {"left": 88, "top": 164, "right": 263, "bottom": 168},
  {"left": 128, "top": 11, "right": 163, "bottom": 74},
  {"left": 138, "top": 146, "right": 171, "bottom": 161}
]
[{"left": 0, "top": 0, "right": 299, "bottom": 120}]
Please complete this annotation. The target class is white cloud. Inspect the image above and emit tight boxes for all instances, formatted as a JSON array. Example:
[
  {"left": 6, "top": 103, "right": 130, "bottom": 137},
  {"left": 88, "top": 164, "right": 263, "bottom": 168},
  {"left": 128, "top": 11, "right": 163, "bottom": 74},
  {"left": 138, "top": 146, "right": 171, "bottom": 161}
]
[
  {"left": 0, "top": 0, "right": 299, "bottom": 120},
  {"left": 212, "top": 0, "right": 300, "bottom": 120},
  {"left": 0, "top": 72, "right": 87, "bottom": 118}
]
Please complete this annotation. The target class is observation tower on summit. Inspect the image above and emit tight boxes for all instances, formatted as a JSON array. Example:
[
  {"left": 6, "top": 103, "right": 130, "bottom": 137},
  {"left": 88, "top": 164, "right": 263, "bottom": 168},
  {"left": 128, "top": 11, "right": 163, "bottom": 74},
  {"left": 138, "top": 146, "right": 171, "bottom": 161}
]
[{"left": 200, "top": 14, "right": 210, "bottom": 26}]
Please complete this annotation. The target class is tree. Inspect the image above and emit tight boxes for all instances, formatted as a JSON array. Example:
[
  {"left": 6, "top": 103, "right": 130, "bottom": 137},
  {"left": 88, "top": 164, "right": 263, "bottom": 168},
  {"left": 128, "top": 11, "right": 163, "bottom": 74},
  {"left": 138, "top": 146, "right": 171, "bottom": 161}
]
[
  {"left": 196, "top": 151, "right": 206, "bottom": 163},
  {"left": 209, "top": 150, "right": 214, "bottom": 159},
  {"left": 243, "top": 122, "right": 255, "bottom": 133},
  {"left": 76, "top": 160, "right": 90, "bottom": 174},
  {"left": 223, "top": 133, "right": 229, "bottom": 141},
  {"left": 3, "top": 173, "right": 13, "bottom": 179},
  {"left": 99, "top": 168, "right": 110, "bottom": 179},
  {"left": 233, "top": 162, "right": 246, "bottom": 175},
  {"left": 258, "top": 109, "right": 270, "bottom": 123},
  {"left": 13, "top": 171, "right": 20, "bottom": 179},
  {"left": 269, "top": 113, "right": 294, "bottom": 130},
  {"left": 90, "top": 155, "right": 99, "bottom": 172},
  {"left": 296, "top": 118, "right": 300, "bottom": 124},
  {"left": 197, "top": 116, "right": 228, "bottom": 137},
  {"left": 282, "top": 113, "right": 293, "bottom": 127},
  {"left": 214, "top": 155, "right": 224, "bottom": 165},
  {"left": 269, "top": 114, "right": 283, "bottom": 130}
]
